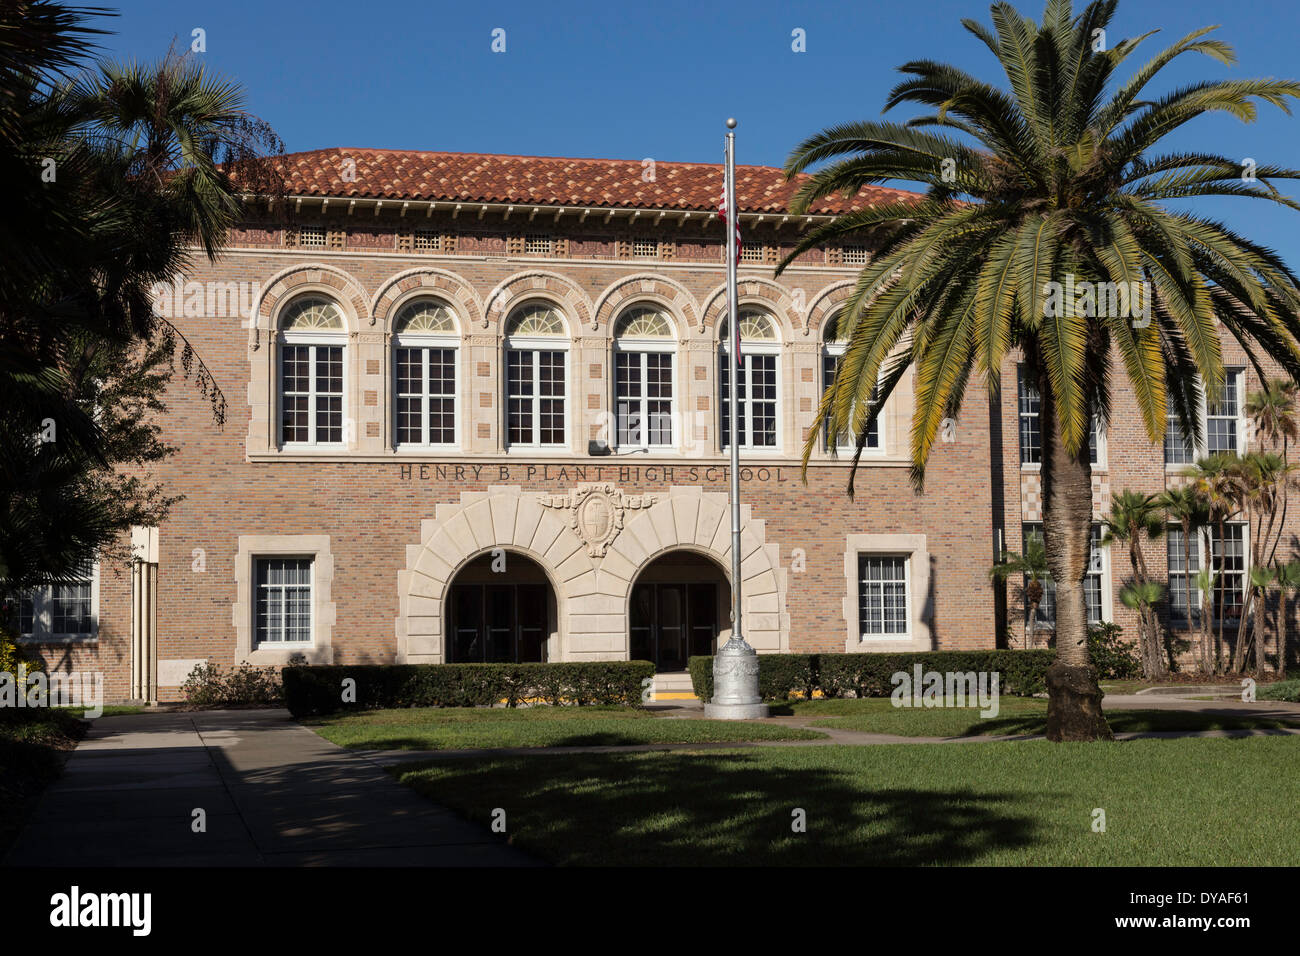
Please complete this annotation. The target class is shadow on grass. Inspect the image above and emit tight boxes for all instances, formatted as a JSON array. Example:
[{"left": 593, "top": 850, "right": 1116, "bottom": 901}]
[{"left": 398, "top": 750, "right": 1043, "bottom": 866}]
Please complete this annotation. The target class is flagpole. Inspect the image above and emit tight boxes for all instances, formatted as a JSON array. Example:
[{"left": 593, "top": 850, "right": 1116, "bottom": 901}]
[{"left": 705, "top": 117, "right": 767, "bottom": 720}]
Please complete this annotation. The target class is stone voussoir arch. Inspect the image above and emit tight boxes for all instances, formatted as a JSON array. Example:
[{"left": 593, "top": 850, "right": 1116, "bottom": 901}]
[
  {"left": 370, "top": 267, "right": 485, "bottom": 333},
  {"left": 593, "top": 274, "right": 700, "bottom": 340},
  {"left": 605, "top": 487, "right": 790, "bottom": 654},
  {"left": 250, "top": 262, "right": 369, "bottom": 349},
  {"left": 482, "top": 270, "right": 595, "bottom": 335},
  {"left": 699, "top": 277, "right": 799, "bottom": 341},
  {"left": 805, "top": 280, "right": 858, "bottom": 338},
  {"left": 396, "top": 486, "right": 599, "bottom": 663}
]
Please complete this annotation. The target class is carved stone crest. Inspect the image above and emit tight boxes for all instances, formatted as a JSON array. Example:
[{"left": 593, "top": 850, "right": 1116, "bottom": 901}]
[{"left": 537, "top": 483, "right": 656, "bottom": 557}]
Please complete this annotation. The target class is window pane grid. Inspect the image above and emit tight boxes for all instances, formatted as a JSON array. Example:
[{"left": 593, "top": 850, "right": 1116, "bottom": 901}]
[
  {"left": 395, "top": 347, "right": 456, "bottom": 446},
  {"left": 822, "top": 352, "right": 879, "bottom": 451},
  {"left": 281, "top": 344, "right": 343, "bottom": 445},
  {"left": 858, "top": 555, "right": 908, "bottom": 636},
  {"left": 507, "top": 349, "right": 566, "bottom": 446},
  {"left": 720, "top": 354, "right": 777, "bottom": 449},
  {"left": 255, "top": 558, "right": 312, "bottom": 645}
]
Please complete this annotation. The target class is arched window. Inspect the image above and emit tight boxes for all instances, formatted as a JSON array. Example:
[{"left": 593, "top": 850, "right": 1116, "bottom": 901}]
[
  {"left": 279, "top": 295, "right": 346, "bottom": 447},
  {"left": 393, "top": 298, "right": 459, "bottom": 447},
  {"left": 719, "top": 308, "right": 779, "bottom": 450},
  {"left": 613, "top": 306, "right": 675, "bottom": 449},
  {"left": 822, "top": 309, "right": 880, "bottom": 454},
  {"left": 505, "top": 304, "right": 568, "bottom": 447}
]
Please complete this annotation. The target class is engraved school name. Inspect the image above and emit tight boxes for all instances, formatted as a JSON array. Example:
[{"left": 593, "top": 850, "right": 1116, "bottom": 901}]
[{"left": 397, "top": 463, "right": 793, "bottom": 484}]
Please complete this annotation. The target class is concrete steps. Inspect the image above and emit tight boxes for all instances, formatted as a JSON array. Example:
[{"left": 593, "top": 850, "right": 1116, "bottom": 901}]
[{"left": 653, "top": 671, "right": 697, "bottom": 701}]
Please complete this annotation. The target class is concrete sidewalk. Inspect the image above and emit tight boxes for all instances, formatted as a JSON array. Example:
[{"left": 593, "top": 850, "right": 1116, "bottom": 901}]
[{"left": 2, "top": 709, "right": 539, "bottom": 867}]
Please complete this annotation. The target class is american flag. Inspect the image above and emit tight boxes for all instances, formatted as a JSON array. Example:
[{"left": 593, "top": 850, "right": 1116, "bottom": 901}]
[{"left": 719, "top": 182, "right": 742, "bottom": 367}]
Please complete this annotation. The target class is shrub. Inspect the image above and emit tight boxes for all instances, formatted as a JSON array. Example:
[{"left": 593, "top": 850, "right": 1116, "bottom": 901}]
[
  {"left": 181, "top": 661, "right": 283, "bottom": 707},
  {"left": 1259, "top": 679, "right": 1300, "bottom": 703},
  {"left": 687, "top": 650, "right": 1055, "bottom": 702},
  {"left": 0, "top": 624, "right": 41, "bottom": 679},
  {"left": 281, "top": 661, "right": 656, "bottom": 717},
  {"left": 1087, "top": 622, "right": 1141, "bottom": 680}
]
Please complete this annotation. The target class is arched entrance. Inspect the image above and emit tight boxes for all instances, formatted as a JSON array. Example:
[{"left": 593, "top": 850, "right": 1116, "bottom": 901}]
[
  {"left": 629, "top": 551, "right": 730, "bottom": 671},
  {"left": 446, "top": 551, "right": 556, "bottom": 662}
]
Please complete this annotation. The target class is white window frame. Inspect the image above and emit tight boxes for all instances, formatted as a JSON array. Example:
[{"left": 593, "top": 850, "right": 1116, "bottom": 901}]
[
  {"left": 1018, "top": 365, "right": 1104, "bottom": 469},
  {"left": 504, "top": 336, "right": 570, "bottom": 451},
  {"left": 393, "top": 329, "right": 460, "bottom": 451},
  {"left": 278, "top": 330, "right": 348, "bottom": 450},
  {"left": 252, "top": 556, "right": 315, "bottom": 649},
  {"left": 1022, "top": 523, "right": 1111, "bottom": 631},
  {"left": 612, "top": 336, "right": 677, "bottom": 451},
  {"left": 857, "top": 553, "right": 911, "bottom": 640},
  {"left": 719, "top": 313, "right": 782, "bottom": 453},
  {"left": 822, "top": 341, "right": 884, "bottom": 457},
  {"left": 17, "top": 562, "right": 100, "bottom": 643},
  {"left": 1165, "top": 368, "right": 1246, "bottom": 468},
  {"left": 1167, "top": 522, "right": 1250, "bottom": 624}
]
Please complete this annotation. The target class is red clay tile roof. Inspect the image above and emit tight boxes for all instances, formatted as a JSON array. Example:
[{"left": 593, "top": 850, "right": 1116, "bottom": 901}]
[{"left": 265, "top": 148, "right": 920, "bottom": 215}]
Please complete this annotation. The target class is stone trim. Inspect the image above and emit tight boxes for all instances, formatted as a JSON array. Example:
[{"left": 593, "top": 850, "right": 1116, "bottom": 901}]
[
  {"left": 592, "top": 273, "right": 700, "bottom": 338},
  {"left": 234, "top": 534, "right": 335, "bottom": 665},
  {"left": 396, "top": 484, "right": 788, "bottom": 663},
  {"left": 842, "top": 532, "right": 931, "bottom": 652}
]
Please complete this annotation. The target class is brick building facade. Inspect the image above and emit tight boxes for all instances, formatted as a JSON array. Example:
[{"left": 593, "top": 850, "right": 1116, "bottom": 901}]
[{"left": 17, "top": 148, "right": 1292, "bottom": 700}]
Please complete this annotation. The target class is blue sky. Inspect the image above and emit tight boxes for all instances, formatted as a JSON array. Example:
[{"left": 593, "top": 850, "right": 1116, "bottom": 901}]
[{"left": 90, "top": 0, "right": 1300, "bottom": 261}]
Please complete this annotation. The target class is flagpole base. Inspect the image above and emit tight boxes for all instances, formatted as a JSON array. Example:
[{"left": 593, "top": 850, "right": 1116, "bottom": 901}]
[{"left": 703, "top": 636, "right": 768, "bottom": 720}]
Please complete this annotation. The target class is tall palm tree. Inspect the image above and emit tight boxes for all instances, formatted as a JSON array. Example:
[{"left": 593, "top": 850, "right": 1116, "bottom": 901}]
[
  {"left": 1159, "top": 484, "right": 1212, "bottom": 671},
  {"left": 1190, "top": 453, "right": 1246, "bottom": 672},
  {"left": 990, "top": 532, "right": 1052, "bottom": 648},
  {"left": 1232, "top": 451, "right": 1290, "bottom": 671},
  {"left": 1272, "top": 557, "right": 1300, "bottom": 678},
  {"left": 1102, "top": 490, "right": 1165, "bottom": 677},
  {"left": 73, "top": 47, "right": 286, "bottom": 259},
  {"left": 779, "top": 0, "right": 1300, "bottom": 740}
]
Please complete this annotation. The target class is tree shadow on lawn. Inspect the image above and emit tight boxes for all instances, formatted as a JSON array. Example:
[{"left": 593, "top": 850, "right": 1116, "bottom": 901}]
[{"left": 398, "top": 750, "right": 1044, "bottom": 866}]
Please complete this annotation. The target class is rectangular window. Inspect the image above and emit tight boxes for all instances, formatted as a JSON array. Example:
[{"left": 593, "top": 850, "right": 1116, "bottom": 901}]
[
  {"left": 413, "top": 229, "right": 440, "bottom": 251},
  {"left": 719, "top": 354, "right": 778, "bottom": 449},
  {"left": 1019, "top": 367, "right": 1101, "bottom": 466},
  {"left": 1166, "top": 369, "right": 1244, "bottom": 465},
  {"left": 1167, "top": 523, "right": 1248, "bottom": 623},
  {"left": 740, "top": 243, "right": 764, "bottom": 263},
  {"left": 395, "top": 347, "right": 456, "bottom": 446},
  {"left": 858, "top": 555, "right": 909, "bottom": 637},
  {"left": 507, "top": 349, "right": 566, "bottom": 446},
  {"left": 1023, "top": 523, "right": 1106, "bottom": 629},
  {"left": 822, "top": 351, "right": 879, "bottom": 452},
  {"left": 632, "top": 239, "right": 658, "bottom": 258},
  {"left": 1166, "top": 526, "right": 1201, "bottom": 624},
  {"left": 255, "top": 558, "right": 313, "bottom": 645},
  {"left": 19, "top": 562, "right": 97, "bottom": 641},
  {"left": 615, "top": 351, "right": 674, "bottom": 448},
  {"left": 280, "top": 344, "right": 343, "bottom": 445},
  {"left": 841, "top": 245, "right": 868, "bottom": 265}
]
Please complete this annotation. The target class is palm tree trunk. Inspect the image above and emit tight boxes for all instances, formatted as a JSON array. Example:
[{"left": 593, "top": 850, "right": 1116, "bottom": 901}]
[
  {"left": 1281, "top": 591, "right": 1290, "bottom": 679},
  {"left": 1039, "top": 387, "right": 1112, "bottom": 741},
  {"left": 1215, "top": 518, "right": 1226, "bottom": 673}
]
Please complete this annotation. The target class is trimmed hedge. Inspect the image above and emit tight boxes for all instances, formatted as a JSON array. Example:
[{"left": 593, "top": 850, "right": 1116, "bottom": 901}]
[
  {"left": 281, "top": 661, "right": 656, "bottom": 717},
  {"left": 688, "top": 650, "right": 1056, "bottom": 702}
]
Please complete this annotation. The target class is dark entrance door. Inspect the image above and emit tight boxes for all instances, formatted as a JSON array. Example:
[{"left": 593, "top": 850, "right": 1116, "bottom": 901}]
[
  {"left": 448, "top": 583, "right": 547, "bottom": 662},
  {"left": 630, "top": 582, "right": 718, "bottom": 671}
]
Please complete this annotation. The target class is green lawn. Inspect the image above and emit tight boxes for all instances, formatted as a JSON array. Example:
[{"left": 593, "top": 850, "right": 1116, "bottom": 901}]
[
  {"left": 772, "top": 697, "right": 1300, "bottom": 737},
  {"left": 306, "top": 705, "right": 826, "bottom": 751},
  {"left": 0, "top": 709, "right": 86, "bottom": 855},
  {"left": 396, "top": 737, "right": 1300, "bottom": 865}
]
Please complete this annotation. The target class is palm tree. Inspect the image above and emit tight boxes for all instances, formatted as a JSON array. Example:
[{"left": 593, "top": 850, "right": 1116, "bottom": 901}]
[
  {"left": 1190, "top": 453, "right": 1246, "bottom": 672},
  {"left": 778, "top": 0, "right": 1300, "bottom": 740},
  {"left": 1233, "top": 451, "right": 1290, "bottom": 671},
  {"left": 1272, "top": 558, "right": 1300, "bottom": 678},
  {"left": 1159, "top": 484, "right": 1212, "bottom": 671},
  {"left": 990, "top": 532, "right": 1052, "bottom": 648},
  {"left": 1103, "top": 490, "right": 1165, "bottom": 677},
  {"left": 73, "top": 47, "right": 286, "bottom": 258}
]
